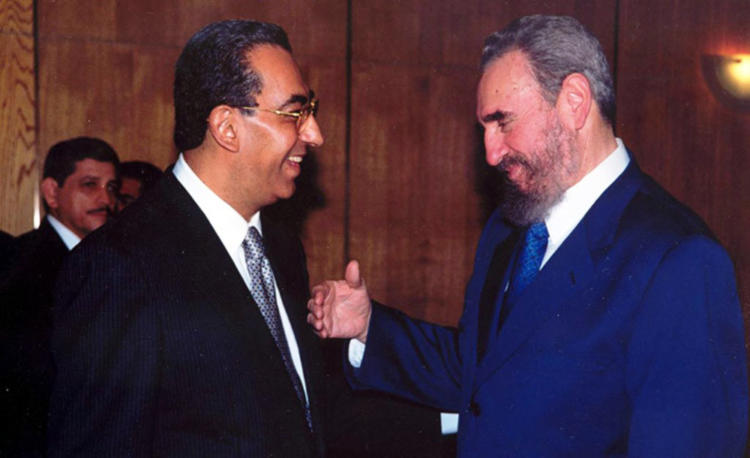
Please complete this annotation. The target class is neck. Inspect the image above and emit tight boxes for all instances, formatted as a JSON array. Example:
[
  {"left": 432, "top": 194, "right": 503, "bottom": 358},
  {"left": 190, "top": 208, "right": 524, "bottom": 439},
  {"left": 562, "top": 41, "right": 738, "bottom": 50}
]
[
  {"left": 183, "top": 147, "right": 261, "bottom": 221},
  {"left": 569, "top": 118, "right": 618, "bottom": 187}
]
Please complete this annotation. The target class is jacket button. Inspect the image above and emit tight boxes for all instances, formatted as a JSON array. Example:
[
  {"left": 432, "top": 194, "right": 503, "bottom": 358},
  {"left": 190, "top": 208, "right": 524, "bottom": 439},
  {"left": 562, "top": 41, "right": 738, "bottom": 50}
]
[{"left": 469, "top": 401, "right": 481, "bottom": 416}]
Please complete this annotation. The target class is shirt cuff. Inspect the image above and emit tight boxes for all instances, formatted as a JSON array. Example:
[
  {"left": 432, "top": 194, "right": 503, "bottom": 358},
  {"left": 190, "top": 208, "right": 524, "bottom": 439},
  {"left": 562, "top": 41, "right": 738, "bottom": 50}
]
[{"left": 348, "top": 338, "right": 366, "bottom": 368}]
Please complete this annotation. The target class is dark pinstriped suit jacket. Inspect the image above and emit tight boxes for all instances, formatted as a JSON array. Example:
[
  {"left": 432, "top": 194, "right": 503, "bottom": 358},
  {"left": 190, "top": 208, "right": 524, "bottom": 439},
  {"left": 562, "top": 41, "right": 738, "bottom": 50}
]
[
  {"left": 47, "top": 173, "right": 325, "bottom": 457},
  {"left": 1, "top": 219, "right": 67, "bottom": 457}
]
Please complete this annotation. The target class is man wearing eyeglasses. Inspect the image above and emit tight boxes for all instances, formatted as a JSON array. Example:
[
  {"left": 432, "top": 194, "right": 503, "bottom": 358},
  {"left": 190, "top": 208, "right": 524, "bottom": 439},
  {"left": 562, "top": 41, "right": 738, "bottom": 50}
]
[{"left": 47, "top": 21, "right": 326, "bottom": 457}]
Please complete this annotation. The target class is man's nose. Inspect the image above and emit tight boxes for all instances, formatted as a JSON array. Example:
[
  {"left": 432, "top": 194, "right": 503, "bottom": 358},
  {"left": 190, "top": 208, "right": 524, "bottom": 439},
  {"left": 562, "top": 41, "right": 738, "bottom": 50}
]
[
  {"left": 101, "top": 185, "right": 117, "bottom": 210},
  {"left": 299, "top": 115, "right": 324, "bottom": 147},
  {"left": 484, "top": 129, "right": 509, "bottom": 166}
]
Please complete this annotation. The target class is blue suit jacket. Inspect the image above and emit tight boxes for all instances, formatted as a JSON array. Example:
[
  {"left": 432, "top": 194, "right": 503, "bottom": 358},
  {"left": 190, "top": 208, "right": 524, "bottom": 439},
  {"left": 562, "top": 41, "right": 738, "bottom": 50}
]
[{"left": 347, "top": 159, "right": 748, "bottom": 457}]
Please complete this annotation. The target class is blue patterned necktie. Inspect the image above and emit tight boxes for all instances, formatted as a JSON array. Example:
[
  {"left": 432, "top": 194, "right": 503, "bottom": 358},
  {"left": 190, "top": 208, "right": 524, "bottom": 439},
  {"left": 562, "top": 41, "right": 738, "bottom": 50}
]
[
  {"left": 506, "top": 222, "right": 549, "bottom": 303},
  {"left": 242, "top": 226, "right": 313, "bottom": 431}
]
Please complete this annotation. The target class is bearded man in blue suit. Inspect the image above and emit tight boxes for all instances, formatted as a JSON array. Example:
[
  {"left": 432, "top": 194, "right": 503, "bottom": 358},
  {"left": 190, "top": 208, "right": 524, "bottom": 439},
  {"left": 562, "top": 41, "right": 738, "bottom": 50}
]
[{"left": 308, "top": 15, "right": 748, "bottom": 457}]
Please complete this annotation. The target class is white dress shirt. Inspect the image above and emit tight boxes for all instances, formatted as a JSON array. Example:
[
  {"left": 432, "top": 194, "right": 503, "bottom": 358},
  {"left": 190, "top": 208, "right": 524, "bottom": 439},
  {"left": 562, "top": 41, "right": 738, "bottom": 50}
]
[
  {"left": 350, "top": 138, "right": 630, "bottom": 434},
  {"left": 541, "top": 138, "right": 630, "bottom": 266},
  {"left": 172, "top": 154, "right": 309, "bottom": 403},
  {"left": 47, "top": 215, "right": 81, "bottom": 250}
]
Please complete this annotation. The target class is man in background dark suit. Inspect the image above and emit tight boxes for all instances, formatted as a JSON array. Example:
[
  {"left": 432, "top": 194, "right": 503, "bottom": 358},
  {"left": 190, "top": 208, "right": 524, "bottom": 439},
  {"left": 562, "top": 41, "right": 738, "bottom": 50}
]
[
  {"left": 1, "top": 137, "right": 119, "bottom": 457},
  {"left": 0, "top": 230, "right": 17, "bottom": 277},
  {"left": 308, "top": 15, "right": 748, "bottom": 457},
  {"left": 48, "top": 20, "right": 328, "bottom": 457}
]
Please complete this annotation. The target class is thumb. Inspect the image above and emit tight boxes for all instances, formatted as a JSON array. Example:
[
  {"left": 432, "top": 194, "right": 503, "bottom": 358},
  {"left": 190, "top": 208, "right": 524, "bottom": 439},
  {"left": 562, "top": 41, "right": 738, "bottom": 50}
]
[{"left": 344, "top": 260, "right": 363, "bottom": 288}]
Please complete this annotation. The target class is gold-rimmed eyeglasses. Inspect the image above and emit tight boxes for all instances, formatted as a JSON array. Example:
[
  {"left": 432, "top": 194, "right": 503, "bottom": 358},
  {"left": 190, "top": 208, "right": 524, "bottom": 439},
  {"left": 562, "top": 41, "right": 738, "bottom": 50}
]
[{"left": 238, "top": 93, "right": 319, "bottom": 131}]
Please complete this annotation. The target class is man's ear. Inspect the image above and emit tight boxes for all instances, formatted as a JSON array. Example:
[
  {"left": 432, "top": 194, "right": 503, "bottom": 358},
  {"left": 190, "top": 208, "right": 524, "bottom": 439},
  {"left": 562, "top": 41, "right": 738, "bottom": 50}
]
[
  {"left": 207, "top": 105, "right": 240, "bottom": 152},
  {"left": 557, "top": 73, "right": 592, "bottom": 131},
  {"left": 41, "top": 177, "right": 60, "bottom": 210}
]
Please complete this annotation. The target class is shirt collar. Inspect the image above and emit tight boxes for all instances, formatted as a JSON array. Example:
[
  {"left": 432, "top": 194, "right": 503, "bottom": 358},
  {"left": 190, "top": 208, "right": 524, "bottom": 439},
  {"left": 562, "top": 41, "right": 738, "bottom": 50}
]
[
  {"left": 46, "top": 215, "right": 81, "bottom": 250},
  {"left": 544, "top": 138, "right": 630, "bottom": 251},
  {"left": 172, "top": 153, "right": 261, "bottom": 254}
]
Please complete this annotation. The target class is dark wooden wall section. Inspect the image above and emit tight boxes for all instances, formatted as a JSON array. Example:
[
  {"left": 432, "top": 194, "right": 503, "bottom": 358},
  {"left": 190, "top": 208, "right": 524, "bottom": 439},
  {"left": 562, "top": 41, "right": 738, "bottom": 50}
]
[
  {"left": 616, "top": 1, "right": 750, "bottom": 332},
  {"left": 1, "top": 1, "right": 747, "bottom": 333},
  {"left": 0, "top": 0, "right": 35, "bottom": 235}
]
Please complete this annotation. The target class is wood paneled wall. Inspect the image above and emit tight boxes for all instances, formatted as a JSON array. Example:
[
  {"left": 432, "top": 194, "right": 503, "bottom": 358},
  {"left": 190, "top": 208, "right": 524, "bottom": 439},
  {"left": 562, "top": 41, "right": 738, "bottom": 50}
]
[
  {"left": 0, "top": 0, "right": 35, "bottom": 235},
  {"left": 616, "top": 1, "right": 750, "bottom": 329},
  {"left": 1, "top": 1, "right": 748, "bottom": 332}
]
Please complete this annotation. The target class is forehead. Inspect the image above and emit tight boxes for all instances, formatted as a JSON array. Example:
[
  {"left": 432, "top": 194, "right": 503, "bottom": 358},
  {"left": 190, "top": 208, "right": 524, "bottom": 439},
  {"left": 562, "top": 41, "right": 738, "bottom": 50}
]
[
  {"left": 247, "top": 44, "right": 308, "bottom": 104},
  {"left": 476, "top": 50, "right": 544, "bottom": 119},
  {"left": 68, "top": 158, "right": 116, "bottom": 180}
]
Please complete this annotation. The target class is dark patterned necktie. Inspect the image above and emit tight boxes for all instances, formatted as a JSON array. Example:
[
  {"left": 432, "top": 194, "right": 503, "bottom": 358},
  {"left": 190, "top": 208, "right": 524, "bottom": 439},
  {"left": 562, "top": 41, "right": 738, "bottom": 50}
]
[
  {"left": 242, "top": 226, "right": 313, "bottom": 431},
  {"left": 506, "top": 222, "right": 549, "bottom": 303}
]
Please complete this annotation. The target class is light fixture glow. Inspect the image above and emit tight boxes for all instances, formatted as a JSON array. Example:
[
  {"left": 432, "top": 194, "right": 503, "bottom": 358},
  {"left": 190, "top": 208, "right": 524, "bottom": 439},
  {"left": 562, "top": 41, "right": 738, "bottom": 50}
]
[
  {"left": 719, "top": 54, "right": 750, "bottom": 98},
  {"left": 702, "top": 54, "right": 750, "bottom": 110}
]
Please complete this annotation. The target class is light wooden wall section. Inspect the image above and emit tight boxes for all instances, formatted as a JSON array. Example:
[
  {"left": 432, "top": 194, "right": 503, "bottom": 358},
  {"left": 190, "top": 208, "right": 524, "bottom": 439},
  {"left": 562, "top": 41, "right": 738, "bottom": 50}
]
[{"left": 0, "top": 0, "right": 35, "bottom": 235}]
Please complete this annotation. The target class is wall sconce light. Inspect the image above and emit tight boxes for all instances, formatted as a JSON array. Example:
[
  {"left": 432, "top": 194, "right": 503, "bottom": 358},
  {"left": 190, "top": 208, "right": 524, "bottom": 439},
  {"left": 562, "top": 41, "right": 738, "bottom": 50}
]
[{"left": 701, "top": 54, "right": 750, "bottom": 111}]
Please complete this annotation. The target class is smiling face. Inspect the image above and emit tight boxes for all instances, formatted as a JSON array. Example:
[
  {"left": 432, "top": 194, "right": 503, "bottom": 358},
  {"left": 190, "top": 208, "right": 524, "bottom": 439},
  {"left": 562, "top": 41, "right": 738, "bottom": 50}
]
[
  {"left": 234, "top": 44, "right": 324, "bottom": 210},
  {"left": 477, "top": 50, "right": 580, "bottom": 225},
  {"left": 43, "top": 158, "right": 118, "bottom": 238}
]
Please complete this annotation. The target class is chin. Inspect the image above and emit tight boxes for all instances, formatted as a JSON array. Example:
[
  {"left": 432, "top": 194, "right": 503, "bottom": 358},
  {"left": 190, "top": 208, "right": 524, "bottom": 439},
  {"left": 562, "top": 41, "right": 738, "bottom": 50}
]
[{"left": 278, "top": 183, "right": 297, "bottom": 200}]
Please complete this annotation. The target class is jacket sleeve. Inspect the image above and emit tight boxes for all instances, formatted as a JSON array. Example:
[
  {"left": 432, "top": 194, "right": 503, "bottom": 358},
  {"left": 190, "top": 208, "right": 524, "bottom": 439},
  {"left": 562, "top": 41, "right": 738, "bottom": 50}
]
[{"left": 344, "top": 301, "right": 464, "bottom": 412}]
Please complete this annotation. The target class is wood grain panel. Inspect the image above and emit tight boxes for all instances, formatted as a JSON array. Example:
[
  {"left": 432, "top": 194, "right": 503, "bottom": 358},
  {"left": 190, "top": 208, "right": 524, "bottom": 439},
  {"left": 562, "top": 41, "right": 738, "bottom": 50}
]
[
  {"left": 349, "top": 63, "right": 479, "bottom": 325},
  {"left": 37, "top": 0, "right": 117, "bottom": 41},
  {"left": 354, "top": 0, "right": 616, "bottom": 67},
  {"left": 0, "top": 0, "right": 32, "bottom": 34},
  {"left": 349, "top": 1, "right": 616, "bottom": 324},
  {"left": 38, "top": 40, "right": 179, "bottom": 167},
  {"left": 0, "top": 0, "right": 35, "bottom": 235},
  {"left": 616, "top": 0, "right": 750, "bottom": 338}
]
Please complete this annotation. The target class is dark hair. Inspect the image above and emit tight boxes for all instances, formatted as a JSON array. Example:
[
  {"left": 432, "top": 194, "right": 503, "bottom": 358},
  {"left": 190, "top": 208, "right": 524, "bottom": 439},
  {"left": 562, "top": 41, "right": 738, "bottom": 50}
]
[
  {"left": 173, "top": 20, "right": 292, "bottom": 151},
  {"left": 120, "top": 161, "right": 163, "bottom": 192},
  {"left": 43, "top": 137, "right": 120, "bottom": 186},
  {"left": 481, "top": 15, "right": 615, "bottom": 126}
]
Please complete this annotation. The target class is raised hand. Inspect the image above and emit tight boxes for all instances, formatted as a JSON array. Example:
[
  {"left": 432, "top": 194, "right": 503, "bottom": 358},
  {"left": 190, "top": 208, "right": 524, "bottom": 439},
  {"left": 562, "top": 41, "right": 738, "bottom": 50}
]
[{"left": 306, "top": 260, "right": 372, "bottom": 342}]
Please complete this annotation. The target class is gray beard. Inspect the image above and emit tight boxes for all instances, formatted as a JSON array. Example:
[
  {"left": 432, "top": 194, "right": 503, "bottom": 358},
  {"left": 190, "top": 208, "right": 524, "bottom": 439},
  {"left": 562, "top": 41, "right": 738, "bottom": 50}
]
[
  {"left": 498, "top": 176, "right": 560, "bottom": 227},
  {"left": 497, "top": 119, "right": 578, "bottom": 227}
]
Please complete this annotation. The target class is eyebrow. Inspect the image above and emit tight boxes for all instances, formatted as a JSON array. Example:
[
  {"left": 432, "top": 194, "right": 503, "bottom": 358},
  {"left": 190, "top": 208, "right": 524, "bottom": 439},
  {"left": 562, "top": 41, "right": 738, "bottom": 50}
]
[
  {"left": 78, "top": 175, "right": 102, "bottom": 181},
  {"left": 280, "top": 90, "right": 315, "bottom": 109},
  {"left": 480, "top": 110, "right": 513, "bottom": 124}
]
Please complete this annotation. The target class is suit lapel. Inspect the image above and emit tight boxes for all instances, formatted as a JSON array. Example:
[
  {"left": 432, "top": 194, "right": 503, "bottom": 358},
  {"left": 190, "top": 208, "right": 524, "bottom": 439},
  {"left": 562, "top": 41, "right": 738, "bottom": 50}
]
[
  {"left": 475, "top": 159, "right": 644, "bottom": 385},
  {"left": 261, "top": 213, "right": 320, "bottom": 386},
  {"left": 261, "top": 213, "right": 326, "bottom": 440},
  {"left": 38, "top": 219, "right": 68, "bottom": 258},
  {"left": 150, "top": 175, "right": 278, "bottom": 359},
  {"left": 261, "top": 214, "right": 308, "bottom": 335},
  {"left": 476, "top": 229, "right": 521, "bottom": 360},
  {"left": 476, "top": 225, "right": 595, "bottom": 382}
]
